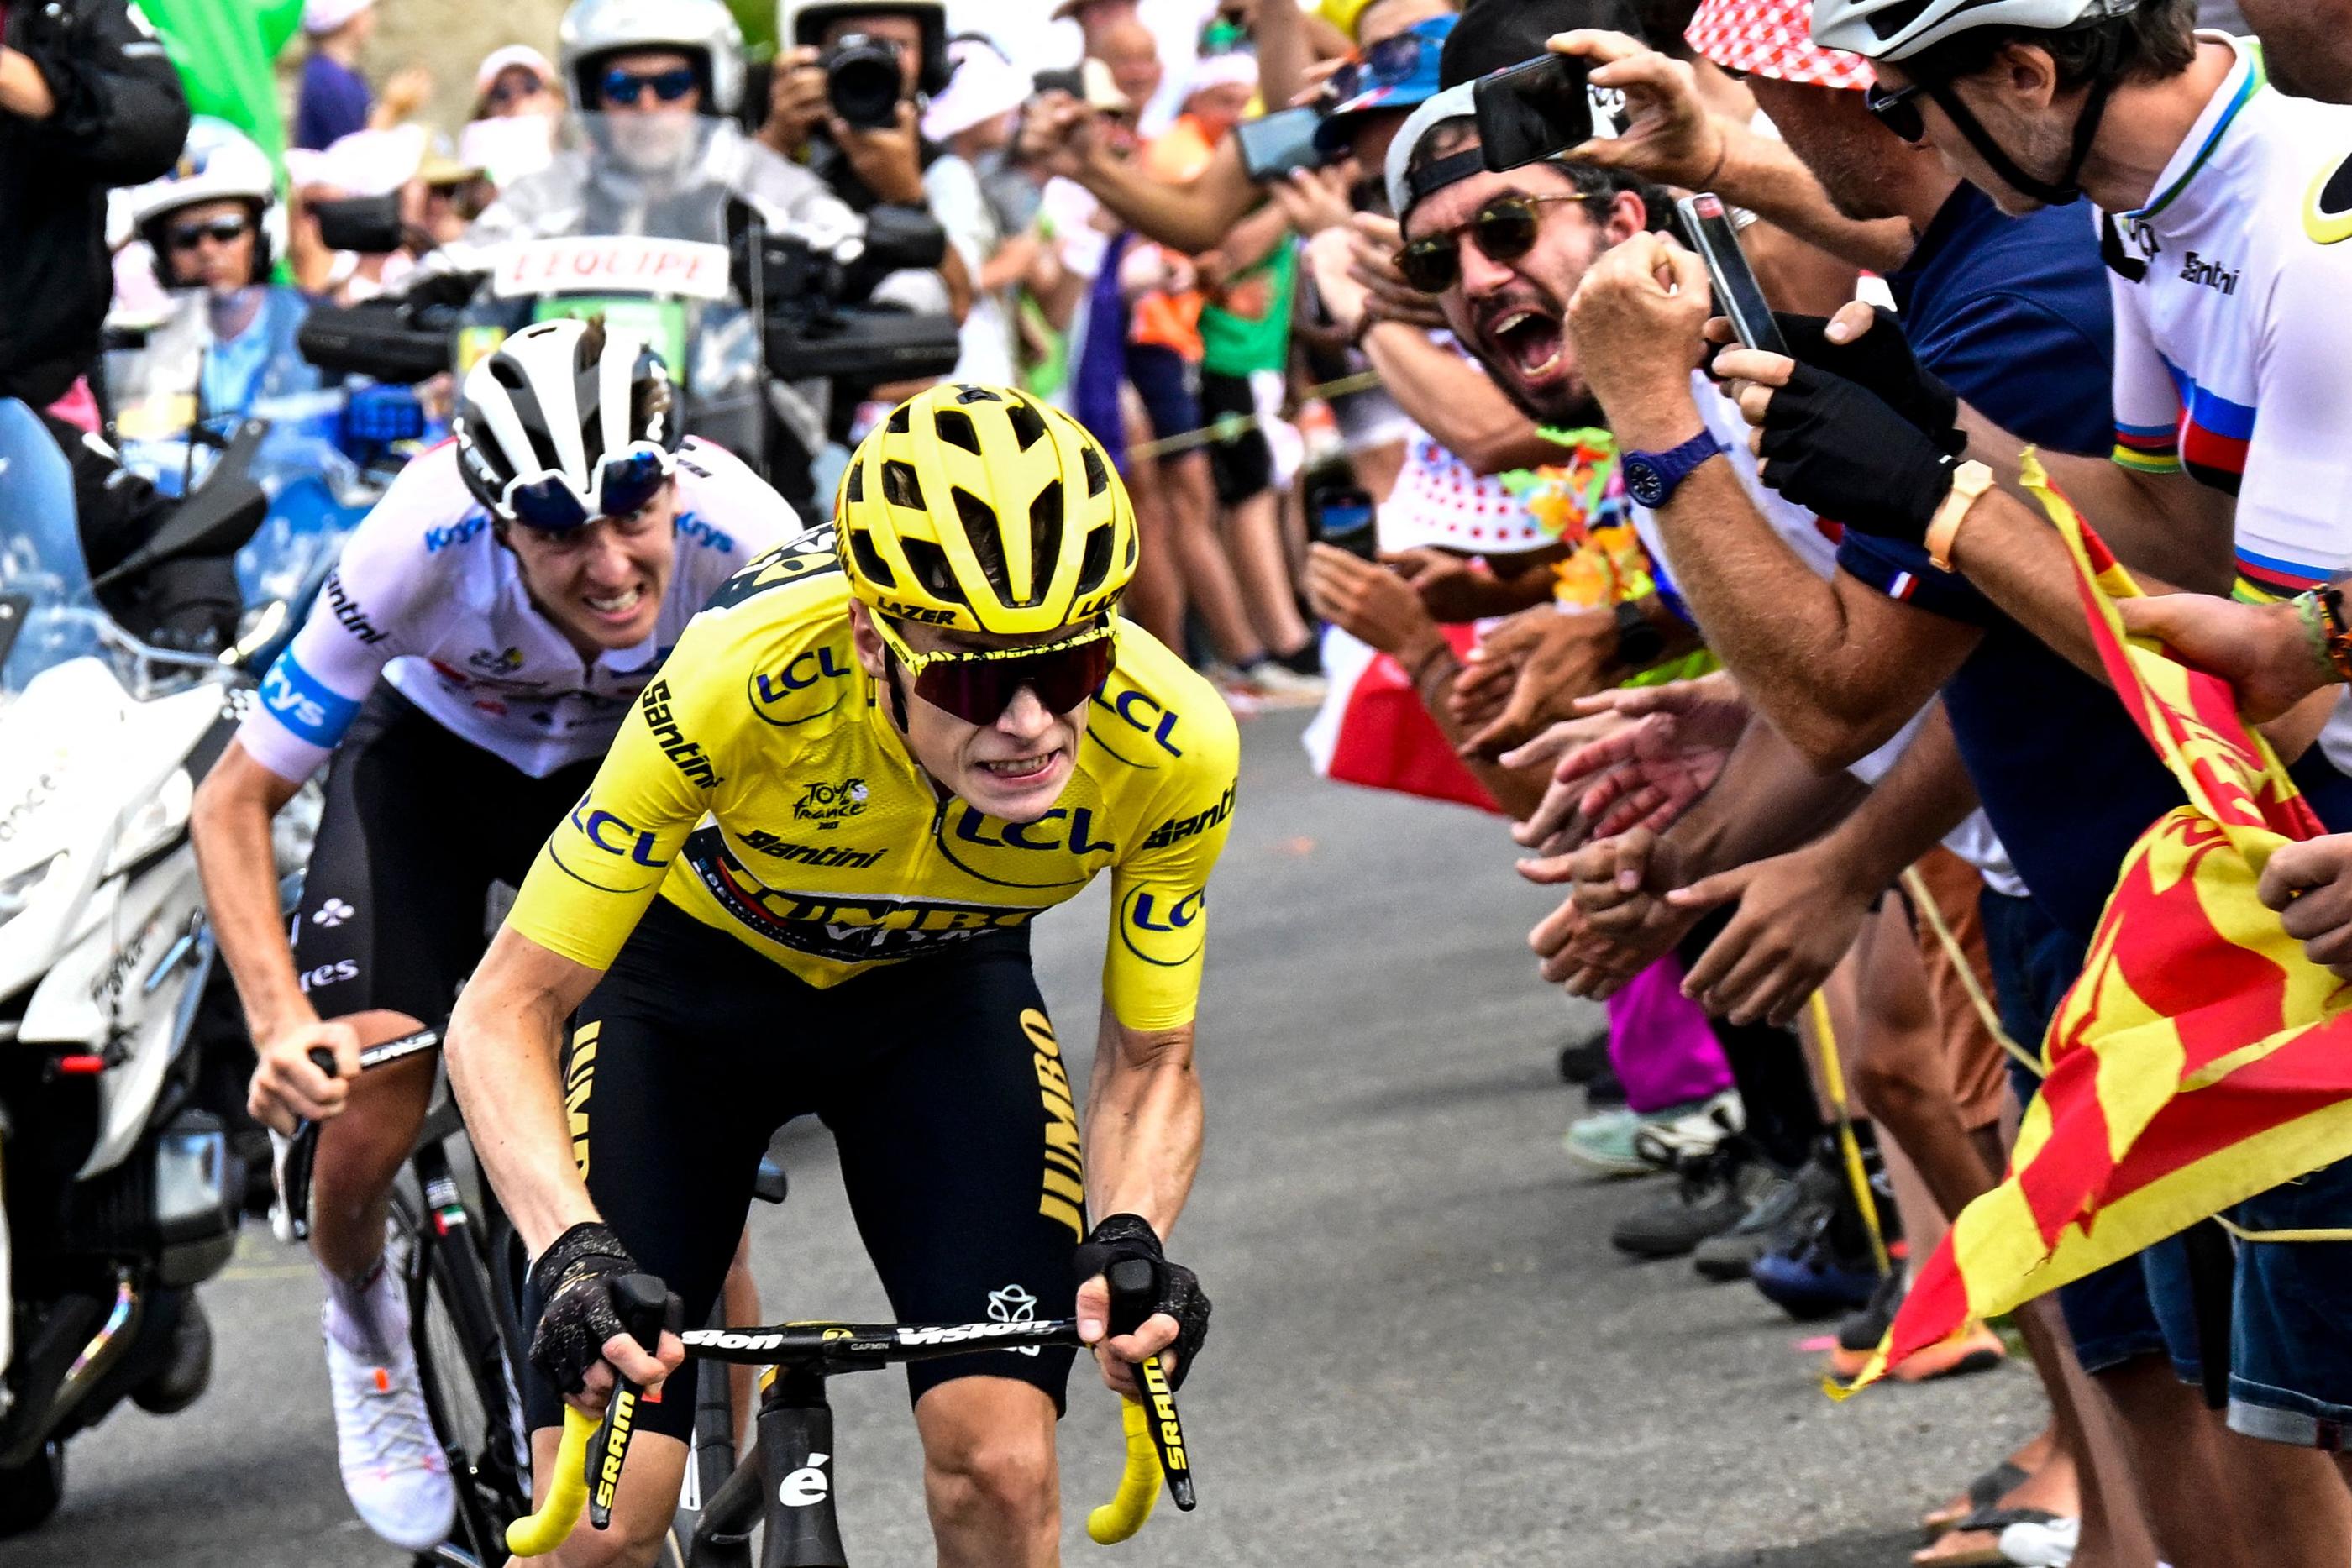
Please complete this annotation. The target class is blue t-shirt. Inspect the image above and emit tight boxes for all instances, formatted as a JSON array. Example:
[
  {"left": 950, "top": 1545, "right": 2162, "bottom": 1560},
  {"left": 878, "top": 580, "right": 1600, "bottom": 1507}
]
[
  {"left": 1837, "top": 184, "right": 2352, "bottom": 938},
  {"left": 295, "top": 53, "right": 371, "bottom": 152}
]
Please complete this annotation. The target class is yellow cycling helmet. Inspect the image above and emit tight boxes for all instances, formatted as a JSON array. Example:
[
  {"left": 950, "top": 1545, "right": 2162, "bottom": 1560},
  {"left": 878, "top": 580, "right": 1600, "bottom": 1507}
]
[{"left": 836, "top": 383, "right": 1138, "bottom": 637}]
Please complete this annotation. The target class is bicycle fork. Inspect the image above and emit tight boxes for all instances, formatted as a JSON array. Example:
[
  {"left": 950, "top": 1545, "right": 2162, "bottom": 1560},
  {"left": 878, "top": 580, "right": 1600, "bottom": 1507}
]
[{"left": 690, "top": 1366, "right": 848, "bottom": 1568}]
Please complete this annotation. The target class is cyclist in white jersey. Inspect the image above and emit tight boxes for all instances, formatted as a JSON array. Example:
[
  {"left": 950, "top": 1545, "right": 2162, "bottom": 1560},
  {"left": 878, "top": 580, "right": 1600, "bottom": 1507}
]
[{"left": 188, "top": 317, "right": 795, "bottom": 1552}]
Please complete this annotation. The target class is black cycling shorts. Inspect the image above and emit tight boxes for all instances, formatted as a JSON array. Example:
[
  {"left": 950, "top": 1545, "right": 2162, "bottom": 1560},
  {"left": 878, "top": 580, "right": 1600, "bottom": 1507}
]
[
  {"left": 291, "top": 684, "right": 596, "bottom": 1025},
  {"left": 519, "top": 899, "right": 1089, "bottom": 1442},
  {"left": 1200, "top": 370, "right": 1273, "bottom": 506}
]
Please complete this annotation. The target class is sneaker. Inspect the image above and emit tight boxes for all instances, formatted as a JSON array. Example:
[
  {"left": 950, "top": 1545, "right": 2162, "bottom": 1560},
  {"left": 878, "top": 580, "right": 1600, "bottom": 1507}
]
[
  {"left": 1557, "top": 1028, "right": 1611, "bottom": 1087},
  {"left": 1584, "top": 1062, "right": 1628, "bottom": 1109},
  {"left": 1749, "top": 1151, "right": 1898, "bottom": 1321},
  {"left": 1236, "top": 658, "right": 1327, "bottom": 706},
  {"left": 1611, "top": 1144, "right": 1779, "bottom": 1260},
  {"left": 1626, "top": 1088, "right": 1744, "bottom": 1167},
  {"left": 1691, "top": 1141, "right": 1840, "bottom": 1282},
  {"left": 1562, "top": 1107, "right": 1649, "bottom": 1177},
  {"left": 323, "top": 1236, "right": 456, "bottom": 1552}
]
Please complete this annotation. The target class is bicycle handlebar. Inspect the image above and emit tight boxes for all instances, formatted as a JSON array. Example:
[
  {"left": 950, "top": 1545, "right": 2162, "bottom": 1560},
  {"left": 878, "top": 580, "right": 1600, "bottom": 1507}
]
[{"left": 505, "top": 1299, "right": 1190, "bottom": 1555}]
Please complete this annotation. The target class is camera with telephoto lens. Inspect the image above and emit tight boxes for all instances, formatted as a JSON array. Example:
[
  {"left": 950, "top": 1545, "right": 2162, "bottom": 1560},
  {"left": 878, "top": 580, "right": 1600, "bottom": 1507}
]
[
  {"left": 824, "top": 33, "right": 904, "bottom": 131},
  {"left": 738, "top": 204, "right": 961, "bottom": 386}
]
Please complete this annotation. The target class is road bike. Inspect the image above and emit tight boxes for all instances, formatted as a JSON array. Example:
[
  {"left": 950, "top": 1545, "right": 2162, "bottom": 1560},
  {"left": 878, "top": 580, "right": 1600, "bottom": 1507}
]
[
  {"left": 280, "top": 1026, "right": 534, "bottom": 1568},
  {"left": 507, "top": 1266, "right": 1198, "bottom": 1565}
]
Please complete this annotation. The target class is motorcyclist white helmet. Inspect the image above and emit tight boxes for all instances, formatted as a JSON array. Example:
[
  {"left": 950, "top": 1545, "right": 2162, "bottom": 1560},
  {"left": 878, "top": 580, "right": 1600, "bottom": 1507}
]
[
  {"left": 559, "top": 0, "right": 747, "bottom": 116},
  {"left": 1810, "top": 0, "right": 2141, "bottom": 60},
  {"left": 123, "top": 117, "right": 281, "bottom": 286},
  {"left": 454, "top": 317, "right": 686, "bottom": 532},
  {"left": 779, "top": 0, "right": 952, "bottom": 95}
]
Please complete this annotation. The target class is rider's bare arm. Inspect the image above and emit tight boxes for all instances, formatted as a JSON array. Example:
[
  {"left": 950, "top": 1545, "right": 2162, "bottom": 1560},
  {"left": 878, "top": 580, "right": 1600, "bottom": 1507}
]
[
  {"left": 190, "top": 740, "right": 355, "bottom": 1130},
  {"left": 443, "top": 926, "right": 610, "bottom": 1257},
  {"left": 1078, "top": 1005, "right": 1202, "bottom": 1393}
]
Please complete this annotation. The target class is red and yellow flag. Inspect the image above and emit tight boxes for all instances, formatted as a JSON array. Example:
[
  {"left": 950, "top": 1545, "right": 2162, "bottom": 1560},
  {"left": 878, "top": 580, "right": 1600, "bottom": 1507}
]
[{"left": 1845, "top": 454, "right": 2352, "bottom": 1392}]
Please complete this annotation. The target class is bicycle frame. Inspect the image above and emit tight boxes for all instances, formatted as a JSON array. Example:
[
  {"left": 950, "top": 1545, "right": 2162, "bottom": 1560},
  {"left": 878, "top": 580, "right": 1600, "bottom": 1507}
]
[{"left": 509, "top": 1311, "right": 1192, "bottom": 1565}]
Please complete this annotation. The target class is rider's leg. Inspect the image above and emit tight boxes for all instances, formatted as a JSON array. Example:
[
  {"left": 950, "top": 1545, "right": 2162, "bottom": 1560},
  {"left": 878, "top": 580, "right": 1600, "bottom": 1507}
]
[
  {"left": 915, "top": 1377, "right": 1062, "bottom": 1568},
  {"left": 307, "top": 1009, "right": 435, "bottom": 1282},
  {"left": 722, "top": 1228, "right": 759, "bottom": 1448},
  {"left": 521, "top": 1424, "right": 688, "bottom": 1568}
]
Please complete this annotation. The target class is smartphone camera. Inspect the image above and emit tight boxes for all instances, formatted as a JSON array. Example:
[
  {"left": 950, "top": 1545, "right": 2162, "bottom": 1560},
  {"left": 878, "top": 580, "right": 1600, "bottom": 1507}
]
[
  {"left": 1309, "top": 483, "right": 1379, "bottom": 561},
  {"left": 825, "top": 34, "right": 903, "bottom": 131}
]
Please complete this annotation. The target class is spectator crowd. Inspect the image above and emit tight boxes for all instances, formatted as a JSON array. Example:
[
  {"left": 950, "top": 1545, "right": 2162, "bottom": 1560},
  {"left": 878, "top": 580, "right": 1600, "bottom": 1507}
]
[{"left": 26, "top": 0, "right": 2352, "bottom": 1563}]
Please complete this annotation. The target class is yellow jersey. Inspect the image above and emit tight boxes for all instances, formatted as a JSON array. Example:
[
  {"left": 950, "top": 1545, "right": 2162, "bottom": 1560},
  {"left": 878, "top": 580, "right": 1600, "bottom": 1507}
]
[{"left": 505, "top": 526, "right": 1240, "bottom": 1031}]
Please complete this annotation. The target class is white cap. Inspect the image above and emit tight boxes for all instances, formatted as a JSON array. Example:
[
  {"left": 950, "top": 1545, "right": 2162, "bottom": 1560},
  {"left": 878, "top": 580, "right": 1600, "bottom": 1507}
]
[
  {"left": 1184, "top": 50, "right": 1257, "bottom": 99},
  {"left": 921, "top": 39, "right": 1028, "bottom": 142},
  {"left": 1383, "top": 78, "right": 1623, "bottom": 220},
  {"left": 303, "top": 0, "right": 375, "bottom": 34},
  {"left": 475, "top": 44, "right": 557, "bottom": 97},
  {"left": 315, "top": 124, "right": 429, "bottom": 197}
]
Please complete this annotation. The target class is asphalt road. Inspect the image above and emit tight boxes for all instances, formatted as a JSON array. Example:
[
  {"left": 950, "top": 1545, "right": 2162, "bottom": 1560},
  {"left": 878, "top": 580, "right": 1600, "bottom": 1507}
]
[{"left": 24, "top": 710, "right": 2036, "bottom": 1568}]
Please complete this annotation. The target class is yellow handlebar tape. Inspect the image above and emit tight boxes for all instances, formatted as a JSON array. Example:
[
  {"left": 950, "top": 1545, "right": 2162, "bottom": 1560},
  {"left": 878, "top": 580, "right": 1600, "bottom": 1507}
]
[
  {"left": 1086, "top": 1397, "right": 1163, "bottom": 1545},
  {"left": 506, "top": 1404, "right": 598, "bottom": 1556}
]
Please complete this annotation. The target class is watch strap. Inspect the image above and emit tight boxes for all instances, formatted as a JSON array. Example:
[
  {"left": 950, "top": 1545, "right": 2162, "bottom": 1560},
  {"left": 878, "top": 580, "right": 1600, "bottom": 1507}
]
[
  {"left": 1924, "top": 459, "right": 1994, "bottom": 573},
  {"left": 1627, "top": 429, "right": 1728, "bottom": 508}
]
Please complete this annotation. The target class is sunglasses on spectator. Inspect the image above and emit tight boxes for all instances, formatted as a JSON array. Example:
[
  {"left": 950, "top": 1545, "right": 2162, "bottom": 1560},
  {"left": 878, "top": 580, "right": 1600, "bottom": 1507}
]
[
  {"left": 168, "top": 215, "right": 251, "bottom": 252},
  {"left": 600, "top": 66, "right": 698, "bottom": 107},
  {"left": 1394, "top": 192, "right": 1594, "bottom": 293},
  {"left": 1328, "top": 29, "right": 1432, "bottom": 104},
  {"left": 873, "top": 616, "right": 1117, "bottom": 726},
  {"left": 486, "top": 73, "right": 547, "bottom": 108},
  {"left": 1865, "top": 81, "right": 1928, "bottom": 144}
]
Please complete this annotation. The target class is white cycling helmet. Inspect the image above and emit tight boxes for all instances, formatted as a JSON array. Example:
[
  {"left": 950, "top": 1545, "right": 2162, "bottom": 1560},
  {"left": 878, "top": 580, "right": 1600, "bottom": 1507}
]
[
  {"left": 778, "top": 0, "right": 952, "bottom": 95},
  {"left": 453, "top": 317, "right": 686, "bottom": 532},
  {"left": 123, "top": 117, "right": 281, "bottom": 285},
  {"left": 1810, "top": 0, "right": 2141, "bottom": 60},
  {"left": 559, "top": 0, "right": 747, "bottom": 116}
]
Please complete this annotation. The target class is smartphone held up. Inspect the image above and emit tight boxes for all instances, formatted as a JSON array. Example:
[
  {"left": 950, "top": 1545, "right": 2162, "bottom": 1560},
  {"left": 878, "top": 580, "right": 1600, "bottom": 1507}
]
[{"left": 1672, "top": 193, "right": 1788, "bottom": 357}]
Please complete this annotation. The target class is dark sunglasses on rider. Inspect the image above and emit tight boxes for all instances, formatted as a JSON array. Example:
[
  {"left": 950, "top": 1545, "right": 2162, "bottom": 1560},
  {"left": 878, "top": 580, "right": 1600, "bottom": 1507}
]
[
  {"left": 1865, "top": 81, "right": 1928, "bottom": 144},
  {"left": 504, "top": 448, "right": 673, "bottom": 532},
  {"left": 1394, "top": 191, "right": 1595, "bottom": 294},
  {"left": 600, "top": 66, "right": 698, "bottom": 108},
  {"left": 168, "top": 215, "right": 251, "bottom": 252},
  {"left": 874, "top": 616, "right": 1117, "bottom": 726}
]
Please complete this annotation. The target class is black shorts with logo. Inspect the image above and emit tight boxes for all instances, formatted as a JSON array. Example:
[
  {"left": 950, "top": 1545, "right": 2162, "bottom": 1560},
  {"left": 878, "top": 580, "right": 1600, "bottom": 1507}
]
[
  {"left": 518, "top": 898, "right": 1088, "bottom": 1441},
  {"left": 292, "top": 684, "right": 596, "bottom": 1025}
]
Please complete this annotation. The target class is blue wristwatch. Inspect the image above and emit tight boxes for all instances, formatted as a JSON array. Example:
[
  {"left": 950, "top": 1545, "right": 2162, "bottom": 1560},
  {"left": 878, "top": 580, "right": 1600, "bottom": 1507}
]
[{"left": 1623, "top": 430, "right": 1728, "bottom": 511}]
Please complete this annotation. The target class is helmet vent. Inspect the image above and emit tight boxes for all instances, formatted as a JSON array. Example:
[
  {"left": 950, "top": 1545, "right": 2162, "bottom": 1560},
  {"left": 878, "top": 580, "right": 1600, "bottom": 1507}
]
[
  {"left": 849, "top": 527, "right": 896, "bottom": 589},
  {"left": 1080, "top": 443, "right": 1110, "bottom": 497},
  {"left": 900, "top": 536, "right": 963, "bottom": 602},
  {"left": 845, "top": 462, "right": 864, "bottom": 503},
  {"left": 886, "top": 402, "right": 913, "bottom": 434},
  {"left": 933, "top": 408, "right": 982, "bottom": 454},
  {"left": 882, "top": 459, "right": 925, "bottom": 510},
  {"left": 953, "top": 485, "right": 1016, "bottom": 600},
  {"left": 1005, "top": 396, "right": 1047, "bottom": 451},
  {"left": 1026, "top": 482, "right": 1064, "bottom": 605},
  {"left": 1077, "top": 521, "right": 1115, "bottom": 596}
]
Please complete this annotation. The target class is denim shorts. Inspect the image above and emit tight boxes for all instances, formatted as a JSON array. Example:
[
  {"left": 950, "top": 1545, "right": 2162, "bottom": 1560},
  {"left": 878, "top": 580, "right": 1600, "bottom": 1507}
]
[{"left": 1983, "top": 887, "right": 2352, "bottom": 1446}]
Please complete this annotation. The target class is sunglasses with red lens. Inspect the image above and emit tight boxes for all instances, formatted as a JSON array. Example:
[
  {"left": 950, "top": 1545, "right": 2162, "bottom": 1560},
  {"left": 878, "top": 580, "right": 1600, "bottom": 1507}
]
[{"left": 875, "top": 619, "right": 1116, "bottom": 726}]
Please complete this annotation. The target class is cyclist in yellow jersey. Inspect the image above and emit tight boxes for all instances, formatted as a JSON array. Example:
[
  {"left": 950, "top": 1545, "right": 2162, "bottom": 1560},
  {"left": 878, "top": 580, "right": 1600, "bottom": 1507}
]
[{"left": 444, "top": 382, "right": 1236, "bottom": 1568}]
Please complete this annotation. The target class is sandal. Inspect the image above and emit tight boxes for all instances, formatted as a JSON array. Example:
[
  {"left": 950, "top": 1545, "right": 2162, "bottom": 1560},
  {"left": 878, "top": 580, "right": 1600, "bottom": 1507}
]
[
  {"left": 1912, "top": 1510, "right": 2069, "bottom": 1568},
  {"left": 1922, "top": 1461, "right": 2031, "bottom": 1538}
]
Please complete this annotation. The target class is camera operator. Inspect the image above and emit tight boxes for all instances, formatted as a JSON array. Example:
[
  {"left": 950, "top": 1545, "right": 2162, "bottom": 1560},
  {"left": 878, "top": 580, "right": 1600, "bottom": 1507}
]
[
  {"left": 1, "top": 0, "right": 188, "bottom": 410},
  {"left": 764, "top": 0, "right": 975, "bottom": 328}
]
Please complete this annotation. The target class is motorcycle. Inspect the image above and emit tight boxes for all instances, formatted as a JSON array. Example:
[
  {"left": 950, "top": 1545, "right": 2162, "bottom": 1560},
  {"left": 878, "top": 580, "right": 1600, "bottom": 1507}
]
[
  {"left": 297, "top": 111, "right": 962, "bottom": 500},
  {"left": 0, "top": 397, "right": 278, "bottom": 1535}
]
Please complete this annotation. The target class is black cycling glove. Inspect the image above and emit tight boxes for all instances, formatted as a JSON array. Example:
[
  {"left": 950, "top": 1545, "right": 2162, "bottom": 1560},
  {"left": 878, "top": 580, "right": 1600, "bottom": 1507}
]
[
  {"left": 1768, "top": 307, "right": 1966, "bottom": 455},
  {"left": 1074, "top": 1213, "right": 1212, "bottom": 1391},
  {"left": 1756, "top": 363, "right": 1960, "bottom": 545},
  {"left": 526, "top": 1221, "right": 649, "bottom": 1396}
]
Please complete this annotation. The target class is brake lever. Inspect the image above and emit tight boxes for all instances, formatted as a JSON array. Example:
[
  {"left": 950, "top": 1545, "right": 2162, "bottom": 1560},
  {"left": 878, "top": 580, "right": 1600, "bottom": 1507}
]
[
  {"left": 586, "top": 1274, "right": 679, "bottom": 1530},
  {"left": 1105, "top": 1256, "right": 1197, "bottom": 1512}
]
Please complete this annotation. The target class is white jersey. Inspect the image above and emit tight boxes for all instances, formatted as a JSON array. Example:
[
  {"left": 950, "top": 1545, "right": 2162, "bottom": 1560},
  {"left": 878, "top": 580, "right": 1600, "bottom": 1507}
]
[
  {"left": 2103, "top": 35, "right": 2352, "bottom": 590},
  {"left": 1632, "top": 375, "right": 2027, "bottom": 897},
  {"left": 239, "top": 438, "right": 799, "bottom": 783},
  {"left": 2098, "top": 34, "right": 2352, "bottom": 764}
]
